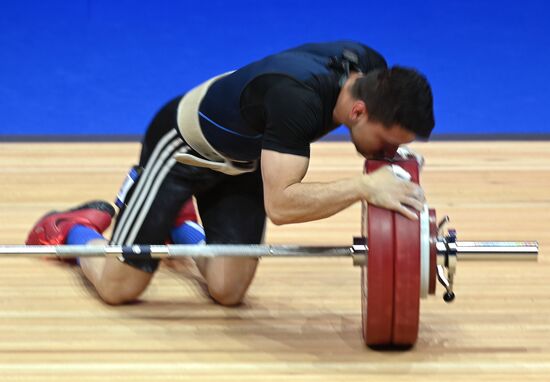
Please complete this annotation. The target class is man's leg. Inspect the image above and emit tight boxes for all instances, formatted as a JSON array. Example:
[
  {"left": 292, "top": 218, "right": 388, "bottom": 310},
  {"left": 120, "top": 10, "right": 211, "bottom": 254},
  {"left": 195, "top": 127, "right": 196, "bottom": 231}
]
[
  {"left": 78, "top": 246, "right": 155, "bottom": 305},
  {"left": 198, "top": 256, "right": 260, "bottom": 306},
  {"left": 195, "top": 168, "right": 265, "bottom": 306},
  {"left": 26, "top": 96, "right": 198, "bottom": 305},
  {"left": 82, "top": 197, "right": 206, "bottom": 305},
  {"left": 26, "top": 197, "right": 204, "bottom": 306},
  {"left": 104, "top": 96, "right": 200, "bottom": 301},
  {"left": 25, "top": 201, "right": 153, "bottom": 305},
  {"left": 80, "top": 256, "right": 155, "bottom": 305}
]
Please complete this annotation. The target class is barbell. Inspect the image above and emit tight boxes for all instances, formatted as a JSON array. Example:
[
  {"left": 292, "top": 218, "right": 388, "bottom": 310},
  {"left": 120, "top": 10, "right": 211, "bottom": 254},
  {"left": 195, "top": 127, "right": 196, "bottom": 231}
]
[{"left": 0, "top": 158, "right": 538, "bottom": 348}]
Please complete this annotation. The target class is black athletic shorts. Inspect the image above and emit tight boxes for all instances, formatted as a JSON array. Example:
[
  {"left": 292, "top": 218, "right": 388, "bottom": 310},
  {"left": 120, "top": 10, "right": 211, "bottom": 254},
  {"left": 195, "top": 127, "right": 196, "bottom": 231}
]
[{"left": 109, "top": 96, "right": 266, "bottom": 273}]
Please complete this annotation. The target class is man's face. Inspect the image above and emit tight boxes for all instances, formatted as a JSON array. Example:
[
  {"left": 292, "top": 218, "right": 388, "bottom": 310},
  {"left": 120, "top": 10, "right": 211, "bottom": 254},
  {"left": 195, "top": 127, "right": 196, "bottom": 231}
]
[{"left": 350, "top": 118, "right": 416, "bottom": 159}]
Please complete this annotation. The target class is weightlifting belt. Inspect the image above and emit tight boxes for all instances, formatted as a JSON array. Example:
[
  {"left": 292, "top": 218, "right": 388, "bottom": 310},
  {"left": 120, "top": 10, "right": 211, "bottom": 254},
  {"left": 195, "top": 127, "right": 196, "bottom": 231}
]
[{"left": 175, "top": 72, "right": 258, "bottom": 176}]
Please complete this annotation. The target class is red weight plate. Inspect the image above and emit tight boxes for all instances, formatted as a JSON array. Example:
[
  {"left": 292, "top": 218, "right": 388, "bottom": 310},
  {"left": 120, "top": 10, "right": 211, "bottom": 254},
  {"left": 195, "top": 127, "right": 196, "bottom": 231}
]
[
  {"left": 360, "top": 172, "right": 369, "bottom": 346},
  {"left": 362, "top": 160, "right": 395, "bottom": 346},
  {"left": 392, "top": 159, "right": 421, "bottom": 346},
  {"left": 365, "top": 204, "right": 395, "bottom": 346},
  {"left": 360, "top": 202, "right": 368, "bottom": 344},
  {"left": 360, "top": 264, "right": 369, "bottom": 343},
  {"left": 428, "top": 209, "right": 437, "bottom": 295}
]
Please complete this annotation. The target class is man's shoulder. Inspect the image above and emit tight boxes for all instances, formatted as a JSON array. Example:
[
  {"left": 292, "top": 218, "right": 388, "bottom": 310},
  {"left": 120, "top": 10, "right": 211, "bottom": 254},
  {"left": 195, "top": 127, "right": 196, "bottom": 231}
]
[{"left": 264, "top": 76, "right": 322, "bottom": 113}]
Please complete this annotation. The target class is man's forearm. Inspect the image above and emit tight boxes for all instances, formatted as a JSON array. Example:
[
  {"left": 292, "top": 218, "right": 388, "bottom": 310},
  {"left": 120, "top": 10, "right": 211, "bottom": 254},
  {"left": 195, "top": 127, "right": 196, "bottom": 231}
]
[{"left": 267, "top": 177, "right": 365, "bottom": 225}]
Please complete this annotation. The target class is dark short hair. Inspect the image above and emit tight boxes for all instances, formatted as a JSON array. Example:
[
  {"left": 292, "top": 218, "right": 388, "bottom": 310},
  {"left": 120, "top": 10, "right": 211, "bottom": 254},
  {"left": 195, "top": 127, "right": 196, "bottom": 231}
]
[{"left": 350, "top": 66, "right": 435, "bottom": 139}]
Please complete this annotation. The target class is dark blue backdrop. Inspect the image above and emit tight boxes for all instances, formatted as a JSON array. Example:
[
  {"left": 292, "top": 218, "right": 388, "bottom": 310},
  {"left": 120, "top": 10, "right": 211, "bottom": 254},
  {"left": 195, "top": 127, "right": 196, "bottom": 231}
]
[{"left": 1, "top": 0, "right": 549, "bottom": 138}]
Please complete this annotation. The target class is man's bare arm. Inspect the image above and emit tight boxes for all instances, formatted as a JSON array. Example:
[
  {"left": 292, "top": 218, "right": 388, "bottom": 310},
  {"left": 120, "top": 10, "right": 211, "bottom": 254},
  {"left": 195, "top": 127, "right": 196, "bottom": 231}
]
[{"left": 261, "top": 149, "right": 425, "bottom": 225}]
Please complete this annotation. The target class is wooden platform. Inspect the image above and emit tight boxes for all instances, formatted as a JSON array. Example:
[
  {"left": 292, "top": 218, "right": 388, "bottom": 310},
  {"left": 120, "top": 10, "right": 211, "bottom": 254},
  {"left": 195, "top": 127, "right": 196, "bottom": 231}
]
[{"left": 0, "top": 141, "right": 549, "bottom": 381}]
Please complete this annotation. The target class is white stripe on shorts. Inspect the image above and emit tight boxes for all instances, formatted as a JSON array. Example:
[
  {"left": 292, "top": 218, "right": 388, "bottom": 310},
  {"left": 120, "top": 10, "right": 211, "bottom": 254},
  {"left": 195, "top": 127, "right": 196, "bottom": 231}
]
[{"left": 111, "top": 129, "right": 183, "bottom": 244}]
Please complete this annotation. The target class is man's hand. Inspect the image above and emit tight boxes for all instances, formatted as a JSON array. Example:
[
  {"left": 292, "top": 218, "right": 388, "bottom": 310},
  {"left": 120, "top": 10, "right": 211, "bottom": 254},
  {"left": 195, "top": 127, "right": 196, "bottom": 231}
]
[{"left": 361, "top": 166, "right": 425, "bottom": 220}]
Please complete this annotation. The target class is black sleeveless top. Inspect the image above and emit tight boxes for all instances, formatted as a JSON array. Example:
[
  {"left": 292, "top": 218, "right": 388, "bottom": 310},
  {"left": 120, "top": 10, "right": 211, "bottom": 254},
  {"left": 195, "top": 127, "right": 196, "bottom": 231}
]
[{"left": 198, "top": 41, "right": 387, "bottom": 161}]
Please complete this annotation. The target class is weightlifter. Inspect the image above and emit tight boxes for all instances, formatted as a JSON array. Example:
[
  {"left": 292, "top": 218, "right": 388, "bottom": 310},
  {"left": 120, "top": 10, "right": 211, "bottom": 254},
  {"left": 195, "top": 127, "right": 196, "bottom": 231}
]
[{"left": 26, "top": 40, "right": 435, "bottom": 306}]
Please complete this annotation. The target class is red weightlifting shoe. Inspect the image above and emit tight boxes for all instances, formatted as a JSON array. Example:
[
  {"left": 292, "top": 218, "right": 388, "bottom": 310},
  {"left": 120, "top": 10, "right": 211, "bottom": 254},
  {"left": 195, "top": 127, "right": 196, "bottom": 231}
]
[
  {"left": 26, "top": 200, "right": 115, "bottom": 245},
  {"left": 173, "top": 198, "right": 198, "bottom": 227},
  {"left": 164, "top": 198, "right": 199, "bottom": 245}
]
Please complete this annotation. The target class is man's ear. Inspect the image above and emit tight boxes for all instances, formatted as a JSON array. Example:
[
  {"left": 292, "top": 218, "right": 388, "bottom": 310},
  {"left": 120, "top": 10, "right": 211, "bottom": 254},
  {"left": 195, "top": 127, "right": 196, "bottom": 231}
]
[{"left": 350, "top": 100, "right": 368, "bottom": 122}]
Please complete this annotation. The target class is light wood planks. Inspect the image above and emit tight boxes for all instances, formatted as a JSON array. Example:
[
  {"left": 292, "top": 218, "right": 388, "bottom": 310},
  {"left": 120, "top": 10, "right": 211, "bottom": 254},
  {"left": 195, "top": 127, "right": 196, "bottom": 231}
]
[{"left": 0, "top": 141, "right": 549, "bottom": 381}]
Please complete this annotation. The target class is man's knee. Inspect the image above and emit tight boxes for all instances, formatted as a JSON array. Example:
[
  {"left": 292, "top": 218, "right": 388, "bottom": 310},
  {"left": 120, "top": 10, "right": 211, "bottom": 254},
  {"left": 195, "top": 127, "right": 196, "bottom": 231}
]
[
  {"left": 207, "top": 282, "right": 248, "bottom": 306},
  {"left": 204, "top": 257, "right": 258, "bottom": 306},
  {"left": 97, "top": 280, "right": 146, "bottom": 305},
  {"left": 95, "top": 262, "right": 153, "bottom": 305}
]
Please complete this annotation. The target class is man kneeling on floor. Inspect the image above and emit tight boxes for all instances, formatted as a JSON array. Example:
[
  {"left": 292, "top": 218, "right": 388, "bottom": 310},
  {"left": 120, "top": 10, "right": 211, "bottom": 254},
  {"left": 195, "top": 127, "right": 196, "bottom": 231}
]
[{"left": 26, "top": 40, "right": 434, "bottom": 306}]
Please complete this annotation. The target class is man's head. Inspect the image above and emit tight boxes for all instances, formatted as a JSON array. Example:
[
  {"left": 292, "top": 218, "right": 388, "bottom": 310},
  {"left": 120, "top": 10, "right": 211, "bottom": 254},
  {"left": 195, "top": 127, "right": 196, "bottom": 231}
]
[{"left": 342, "top": 66, "right": 435, "bottom": 158}]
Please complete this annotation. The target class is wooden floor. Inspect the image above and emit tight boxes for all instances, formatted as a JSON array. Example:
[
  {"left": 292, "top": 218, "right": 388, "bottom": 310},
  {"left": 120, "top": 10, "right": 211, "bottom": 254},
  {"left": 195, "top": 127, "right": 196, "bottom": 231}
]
[{"left": 0, "top": 141, "right": 549, "bottom": 381}]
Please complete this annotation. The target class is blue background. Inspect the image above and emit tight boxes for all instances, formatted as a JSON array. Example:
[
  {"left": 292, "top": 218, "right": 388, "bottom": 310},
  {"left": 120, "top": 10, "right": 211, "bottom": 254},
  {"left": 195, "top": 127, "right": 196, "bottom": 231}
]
[{"left": 1, "top": 0, "right": 549, "bottom": 139}]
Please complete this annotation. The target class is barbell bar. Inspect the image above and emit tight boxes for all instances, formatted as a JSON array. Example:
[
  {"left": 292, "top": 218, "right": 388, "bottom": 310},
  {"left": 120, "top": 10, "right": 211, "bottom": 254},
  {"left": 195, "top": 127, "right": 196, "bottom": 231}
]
[{"left": 0, "top": 240, "right": 538, "bottom": 259}]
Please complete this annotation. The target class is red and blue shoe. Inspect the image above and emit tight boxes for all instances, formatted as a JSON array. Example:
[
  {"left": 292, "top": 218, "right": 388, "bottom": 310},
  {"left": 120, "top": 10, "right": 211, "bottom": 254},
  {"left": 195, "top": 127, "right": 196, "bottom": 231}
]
[
  {"left": 26, "top": 200, "right": 115, "bottom": 246},
  {"left": 173, "top": 198, "right": 199, "bottom": 227}
]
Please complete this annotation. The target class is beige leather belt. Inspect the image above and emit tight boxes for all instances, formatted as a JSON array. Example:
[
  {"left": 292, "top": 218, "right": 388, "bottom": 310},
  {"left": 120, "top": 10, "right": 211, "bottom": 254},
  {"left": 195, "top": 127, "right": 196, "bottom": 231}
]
[{"left": 175, "top": 72, "right": 258, "bottom": 176}]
